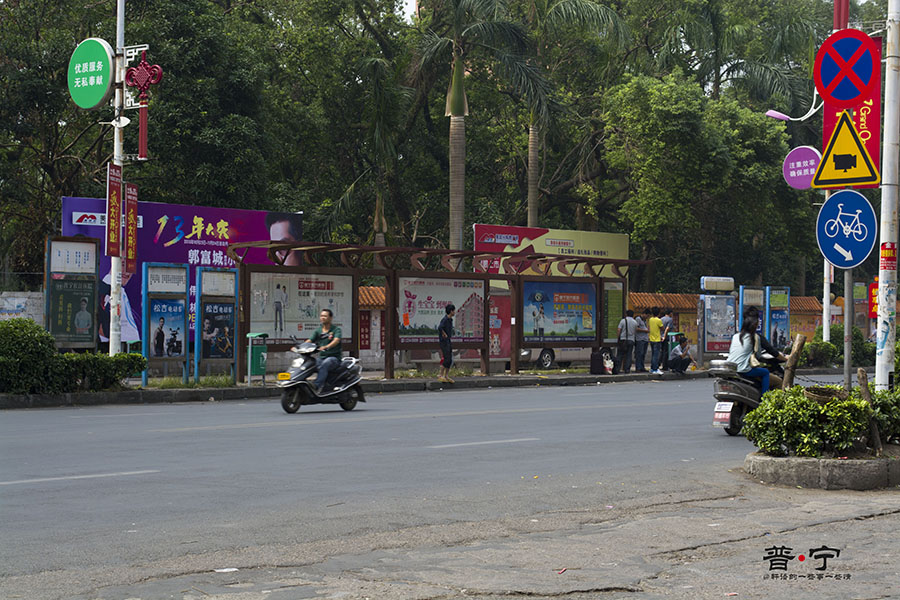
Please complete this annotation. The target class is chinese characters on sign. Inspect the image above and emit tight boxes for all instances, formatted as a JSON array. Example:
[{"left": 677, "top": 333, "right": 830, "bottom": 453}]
[
  {"left": 106, "top": 163, "right": 122, "bottom": 257},
  {"left": 762, "top": 545, "right": 848, "bottom": 581},
  {"left": 124, "top": 183, "right": 138, "bottom": 275}
]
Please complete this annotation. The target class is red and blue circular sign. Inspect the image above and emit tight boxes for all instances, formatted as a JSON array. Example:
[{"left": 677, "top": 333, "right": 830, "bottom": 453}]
[{"left": 814, "top": 29, "right": 880, "bottom": 109}]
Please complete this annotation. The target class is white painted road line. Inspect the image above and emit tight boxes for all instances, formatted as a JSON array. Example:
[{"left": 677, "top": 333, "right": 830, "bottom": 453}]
[
  {"left": 0, "top": 470, "right": 161, "bottom": 486},
  {"left": 428, "top": 438, "right": 540, "bottom": 449},
  {"left": 151, "top": 399, "right": 701, "bottom": 433}
]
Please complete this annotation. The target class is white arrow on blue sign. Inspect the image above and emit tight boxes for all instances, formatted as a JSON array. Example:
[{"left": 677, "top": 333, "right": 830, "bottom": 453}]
[{"left": 815, "top": 189, "right": 877, "bottom": 269}]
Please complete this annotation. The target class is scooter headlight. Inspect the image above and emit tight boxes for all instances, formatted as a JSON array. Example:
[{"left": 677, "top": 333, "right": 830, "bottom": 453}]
[{"left": 292, "top": 358, "right": 304, "bottom": 368}]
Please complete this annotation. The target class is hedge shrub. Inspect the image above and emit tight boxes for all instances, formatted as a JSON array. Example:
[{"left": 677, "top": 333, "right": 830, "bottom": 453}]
[
  {"left": 0, "top": 318, "right": 57, "bottom": 394},
  {"left": 0, "top": 318, "right": 147, "bottom": 394},
  {"left": 742, "top": 385, "right": 873, "bottom": 457},
  {"left": 800, "top": 341, "right": 838, "bottom": 367},
  {"left": 810, "top": 324, "right": 874, "bottom": 367}
]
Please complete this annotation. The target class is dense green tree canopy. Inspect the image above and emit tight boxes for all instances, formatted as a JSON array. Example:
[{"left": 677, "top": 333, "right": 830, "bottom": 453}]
[{"left": 0, "top": 0, "right": 886, "bottom": 294}]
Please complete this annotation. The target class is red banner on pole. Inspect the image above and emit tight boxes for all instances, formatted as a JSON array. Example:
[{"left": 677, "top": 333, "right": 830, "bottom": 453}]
[
  {"left": 823, "top": 37, "right": 881, "bottom": 189},
  {"left": 124, "top": 182, "right": 138, "bottom": 275},
  {"left": 869, "top": 279, "right": 878, "bottom": 319},
  {"left": 105, "top": 163, "right": 122, "bottom": 256}
]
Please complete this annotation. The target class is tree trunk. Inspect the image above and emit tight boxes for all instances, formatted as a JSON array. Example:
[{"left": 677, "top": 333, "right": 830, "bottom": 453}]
[
  {"left": 374, "top": 176, "right": 387, "bottom": 247},
  {"left": 449, "top": 115, "right": 466, "bottom": 250},
  {"left": 857, "top": 368, "right": 883, "bottom": 457},
  {"left": 527, "top": 123, "right": 540, "bottom": 227},
  {"left": 782, "top": 334, "right": 806, "bottom": 389}
]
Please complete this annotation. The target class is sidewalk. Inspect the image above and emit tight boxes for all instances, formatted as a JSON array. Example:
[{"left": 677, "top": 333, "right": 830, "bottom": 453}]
[{"left": 0, "top": 367, "right": 860, "bottom": 409}]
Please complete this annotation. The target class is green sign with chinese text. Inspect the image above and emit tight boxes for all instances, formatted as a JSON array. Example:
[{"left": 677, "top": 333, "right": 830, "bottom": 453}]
[{"left": 68, "top": 38, "right": 114, "bottom": 110}]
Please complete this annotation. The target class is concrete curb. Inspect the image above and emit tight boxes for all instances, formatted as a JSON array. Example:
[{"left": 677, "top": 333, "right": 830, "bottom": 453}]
[
  {"left": 0, "top": 369, "right": 708, "bottom": 408},
  {"left": 0, "top": 367, "right": 860, "bottom": 409},
  {"left": 744, "top": 451, "right": 900, "bottom": 490}
]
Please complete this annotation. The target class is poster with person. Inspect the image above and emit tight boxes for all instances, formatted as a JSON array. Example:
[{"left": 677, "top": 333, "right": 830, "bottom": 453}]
[
  {"left": 149, "top": 299, "right": 185, "bottom": 357},
  {"left": 47, "top": 275, "right": 97, "bottom": 347},
  {"left": 62, "top": 197, "right": 303, "bottom": 343},
  {"left": 248, "top": 272, "right": 353, "bottom": 344},
  {"left": 523, "top": 281, "right": 596, "bottom": 343},
  {"left": 398, "top": 278, "right": 485, "bottom": 343},
  {"left": 201, "top": 302, "right": 235, "bottom": 359}
]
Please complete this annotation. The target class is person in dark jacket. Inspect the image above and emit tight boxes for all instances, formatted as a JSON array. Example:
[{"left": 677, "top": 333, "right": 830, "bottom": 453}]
[{"left": 438, "top": 304, "right": 456, "bottom": 383}]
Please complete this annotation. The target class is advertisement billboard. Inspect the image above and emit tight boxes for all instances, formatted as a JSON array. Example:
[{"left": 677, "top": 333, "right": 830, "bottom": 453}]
[
  {"left": 47, "top": 275, "right": 97, "bottom": 346},
  {"left": 474, "top": 224, "right": 628, "bottom": 275},
  {"left": 62, "top": 197, "right": 302, "bottom": 343},
  {"left": 766, "top": 287, "right": 790, "bottom": 349},
  {"left": 703, "top": 295, "right": 735, "bottom": 353},
  {"left": 523, "top": 281, "right": 596, "bottom": 343},
  {"left": 248, "top": 272, "right": 353, "bottom": 344},
  {"left": 398, "top": 277, "right": 485, "bottom": 343},
  {"left": 149, "top": 298, "right": 186, "bottom": 358},
  {"left": 200, "top": 301, "right": 235, "bottom": 359}
]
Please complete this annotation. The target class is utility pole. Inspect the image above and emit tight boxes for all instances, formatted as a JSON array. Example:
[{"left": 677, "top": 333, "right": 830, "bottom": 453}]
[
  {"left": 109, "top": 0, "right": 125, "bottom": 356},
  {"left": 823, "top": 0, "right": 848, "bottom": 344},
  {"left": 876, "top": 0, "right": 900, "bottom": 390}
]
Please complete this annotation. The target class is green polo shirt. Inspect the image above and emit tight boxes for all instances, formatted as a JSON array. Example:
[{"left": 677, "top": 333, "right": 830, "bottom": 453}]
[{"left": 311, "top": 325, "right": 342, "bottom": 359}]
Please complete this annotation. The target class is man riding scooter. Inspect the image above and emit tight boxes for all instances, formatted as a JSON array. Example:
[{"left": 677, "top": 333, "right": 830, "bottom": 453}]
[{"left": 307, "top": 308, "right": 341, "bottom": 393}]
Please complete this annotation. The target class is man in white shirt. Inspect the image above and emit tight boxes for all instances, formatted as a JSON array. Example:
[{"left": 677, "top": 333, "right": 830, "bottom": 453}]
[
  {"left": 616, "top": 310, "right": 638, "bottom": 374},
  {"left": 668, "top": 335, "right": 695, "bottom": 374}
]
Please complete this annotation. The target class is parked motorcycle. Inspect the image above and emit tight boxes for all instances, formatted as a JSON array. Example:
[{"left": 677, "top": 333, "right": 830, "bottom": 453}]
[
  {"left": 711, "top": 354, "right": 784, "bottom": 436},
  {"left": 277, "top": 341, "right": 365, "bottom": 413}
]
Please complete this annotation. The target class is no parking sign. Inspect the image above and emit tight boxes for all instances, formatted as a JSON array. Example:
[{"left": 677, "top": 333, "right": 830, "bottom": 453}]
[{"left": 814, "top": 29, "right": 880, "bottom": 109}]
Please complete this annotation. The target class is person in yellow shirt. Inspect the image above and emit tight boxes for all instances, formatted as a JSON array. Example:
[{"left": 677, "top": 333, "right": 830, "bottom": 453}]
[{"left": 648, "top": 306, "right": 665, "bottom": 374}]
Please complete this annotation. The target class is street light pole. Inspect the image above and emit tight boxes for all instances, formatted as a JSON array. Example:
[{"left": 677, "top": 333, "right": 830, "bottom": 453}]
[{"left": 876, "top": 0, "right": 900, "bottom": 390}]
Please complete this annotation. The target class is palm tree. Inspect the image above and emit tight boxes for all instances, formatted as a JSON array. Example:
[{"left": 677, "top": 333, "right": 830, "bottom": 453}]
[
  {"left": 658, "top": 0, "right": 814, "bottom": 104},
  {"left": 417, "top": 0, "right": 551, "bottom": 251},
  {"left": 521, "top": 0, "right": 626, "bottom": 227}
]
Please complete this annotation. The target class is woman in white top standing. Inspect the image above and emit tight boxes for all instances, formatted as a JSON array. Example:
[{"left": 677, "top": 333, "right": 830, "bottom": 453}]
[{"left": 726, "top": 314, "right": 770, "bottom": 396}]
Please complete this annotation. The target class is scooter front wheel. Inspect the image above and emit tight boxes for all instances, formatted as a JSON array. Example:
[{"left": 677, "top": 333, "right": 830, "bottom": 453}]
[{"left": 281, "top": 387, "right": 302, "bottom": 413}]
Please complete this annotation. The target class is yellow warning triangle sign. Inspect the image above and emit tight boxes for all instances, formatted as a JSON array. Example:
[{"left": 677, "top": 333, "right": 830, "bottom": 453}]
[{"left": 812, "top": 110, "right": 880, "bottom": 188}]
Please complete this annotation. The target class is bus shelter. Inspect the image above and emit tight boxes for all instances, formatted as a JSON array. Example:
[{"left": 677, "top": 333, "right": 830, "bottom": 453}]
[{"left": 226, "top": 241, "right": 648, "bottom": 380}]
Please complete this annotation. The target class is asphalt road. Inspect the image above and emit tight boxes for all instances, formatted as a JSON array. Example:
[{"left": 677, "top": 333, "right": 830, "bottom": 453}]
[{"left": 6, "top": 375, "right": 897, "bottom": 599}]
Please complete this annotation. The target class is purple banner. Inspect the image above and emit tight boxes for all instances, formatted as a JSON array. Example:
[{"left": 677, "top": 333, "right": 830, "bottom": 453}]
[{"left": 62, "top": 197, "right": 303, "bottom": 342}]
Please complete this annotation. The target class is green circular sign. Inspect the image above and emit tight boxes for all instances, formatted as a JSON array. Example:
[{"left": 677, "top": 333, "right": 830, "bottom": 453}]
[{"left": 68, "top": 38, "right": 114, "bottom": 110}]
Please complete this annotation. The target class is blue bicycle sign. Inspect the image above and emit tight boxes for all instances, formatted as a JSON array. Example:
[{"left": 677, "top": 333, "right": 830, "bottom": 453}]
[{"left": 816, "top": 190, "right": 877, "bottom": 269}]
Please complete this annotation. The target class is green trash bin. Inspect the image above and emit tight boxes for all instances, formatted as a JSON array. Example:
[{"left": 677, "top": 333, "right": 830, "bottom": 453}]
[{"left": 247, "top": 333, "right": 269, "bottom": 385}]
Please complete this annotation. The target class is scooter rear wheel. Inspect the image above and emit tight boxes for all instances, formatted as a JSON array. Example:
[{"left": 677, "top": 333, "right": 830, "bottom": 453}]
[
  {"left": 281, "top": 388, "right": 302, "bottom": 413},
  {"left": 340, "top": 385, "right": 364, "bottom": 411},
  {"left": 724, "top": 403, "right": 746, "bottom": 436}
]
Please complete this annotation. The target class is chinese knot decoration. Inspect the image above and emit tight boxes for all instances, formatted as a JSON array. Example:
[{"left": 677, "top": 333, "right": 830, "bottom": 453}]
[{"left": 124, "top": 51, "right": 162, "bottom": 160}]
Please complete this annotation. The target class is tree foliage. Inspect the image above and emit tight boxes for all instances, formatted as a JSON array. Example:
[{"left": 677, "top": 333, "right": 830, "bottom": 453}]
[{"left": 1, "top": 0, "right": 883, "bottom": 293}]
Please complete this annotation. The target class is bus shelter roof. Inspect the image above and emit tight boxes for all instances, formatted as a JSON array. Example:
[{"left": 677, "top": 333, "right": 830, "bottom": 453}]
[{"left": 226, "top": 240, "right": 649, "bottom": 279}]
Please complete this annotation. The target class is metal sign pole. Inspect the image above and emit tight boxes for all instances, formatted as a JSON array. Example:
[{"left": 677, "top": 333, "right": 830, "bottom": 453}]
[{"left": 876, "top": 0, "right": 900, "bottom": 390}]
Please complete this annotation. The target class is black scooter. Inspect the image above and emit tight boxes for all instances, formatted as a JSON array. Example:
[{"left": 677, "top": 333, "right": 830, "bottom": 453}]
[
  {"left": 711, "top": 354, "right": 784, "bottom": 436},
  {"left": 277, "top": 341, "right": 365, "bottom": 413}
]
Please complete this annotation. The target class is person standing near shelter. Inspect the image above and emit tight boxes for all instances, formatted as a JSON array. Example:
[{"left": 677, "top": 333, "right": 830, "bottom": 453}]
[
  {"left": 634, "top": 309, "right": 650, "bottom": 372},
  {"left": 648, "top": 307, "right": 665, "bottom": 374},
  {"left": 660, "top": 308, "right": 674, "bottom": 371},
  {"left": 273, "top": 284, "right": 285, "bottom": 335},
  {"left": 616, "top": 310, "right": 637, "bottom": 373},
  {"left": 307, "top": 308, "right": 342, "bottom": 393},
  {"left": 438, "top": 304, "right": 456, "bottom": 383}
]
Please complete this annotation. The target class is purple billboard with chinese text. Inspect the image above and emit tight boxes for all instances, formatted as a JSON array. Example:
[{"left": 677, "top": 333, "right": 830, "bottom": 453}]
[{"left": 62, "top": 197, "right": 302, "bottom": 342}]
